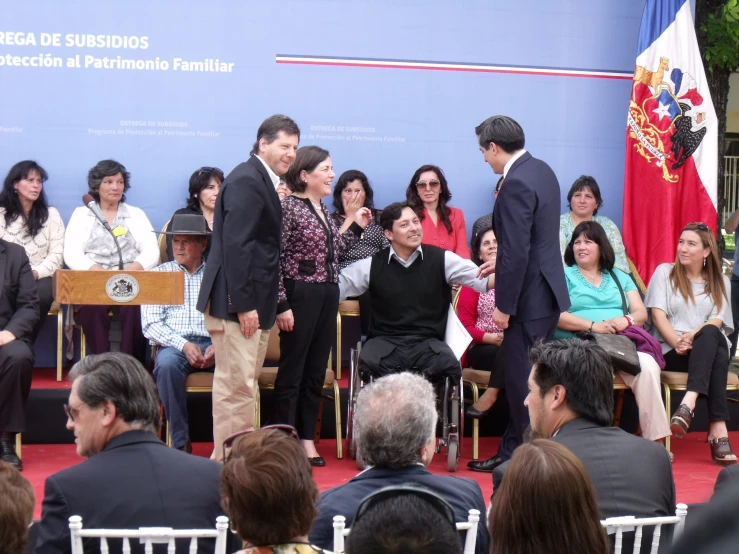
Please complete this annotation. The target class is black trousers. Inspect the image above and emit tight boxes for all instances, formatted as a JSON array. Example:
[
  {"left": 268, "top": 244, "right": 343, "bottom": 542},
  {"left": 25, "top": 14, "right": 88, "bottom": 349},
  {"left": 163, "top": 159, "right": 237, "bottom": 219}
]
[
  {"left": 76, "top": 305, "right": 144, "bottom": 358},
  {"left": 467, "top": 343, "right": 504, "bottom": 388},
  {"left": 31, "top": 276, "right": 55, "bottom": 344},
  {"left": 0, "top": 340, "right": 34, "bottom": 432},
  {"left": 358, "top": 335, "right": 461, "bottom": 381},
  {"left": 272, "top": 281, "right": 339, "bottom": 440},
  {"left": 663, "top": 325, "right": 730, "bottom": 422},
  {"left": 497, "top": 313, "right": 559, "bottom": 460},
  {"left": 730, "top": 277, "right": 739, "bottom": 358}
]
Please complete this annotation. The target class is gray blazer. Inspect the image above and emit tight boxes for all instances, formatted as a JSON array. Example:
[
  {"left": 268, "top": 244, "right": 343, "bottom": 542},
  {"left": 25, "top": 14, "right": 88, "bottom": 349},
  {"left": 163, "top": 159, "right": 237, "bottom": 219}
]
[{"left": 493, "top": 418, "right": 675, "bottom": 519}]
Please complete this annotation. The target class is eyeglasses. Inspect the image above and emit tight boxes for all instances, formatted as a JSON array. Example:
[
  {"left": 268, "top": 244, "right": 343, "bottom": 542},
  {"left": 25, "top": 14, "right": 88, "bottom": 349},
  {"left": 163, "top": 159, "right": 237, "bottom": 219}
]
[
  {"left": 353, "top": 484, "right": 457, "bottom": 529},
  {"left": 222, "top": 424, "right": 299, "bottom": 462},
  {"left": 416, "top": 179, "right": 441, "bottom": 190},
  {"left": 63, "top": 403, "right": 81, "bottom": 422},
  {"left": 197, "top": 166, "right": 220, "bottom": 178},
  {"left": 685, "top": 222, "right": 709, "bottom": 232}
]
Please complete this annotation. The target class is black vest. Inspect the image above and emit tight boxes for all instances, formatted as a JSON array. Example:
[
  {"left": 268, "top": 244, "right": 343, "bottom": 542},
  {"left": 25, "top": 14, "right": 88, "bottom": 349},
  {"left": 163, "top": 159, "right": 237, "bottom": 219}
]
[{"left": 368, "top": 245, "right": 451, "bottom": 339}]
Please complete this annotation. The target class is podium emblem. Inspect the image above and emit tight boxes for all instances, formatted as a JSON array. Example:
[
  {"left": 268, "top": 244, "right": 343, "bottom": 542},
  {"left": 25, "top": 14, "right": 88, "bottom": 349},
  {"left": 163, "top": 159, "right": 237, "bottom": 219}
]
[{"left": 105, "top": 274, "right": 140, "bottom": 303}]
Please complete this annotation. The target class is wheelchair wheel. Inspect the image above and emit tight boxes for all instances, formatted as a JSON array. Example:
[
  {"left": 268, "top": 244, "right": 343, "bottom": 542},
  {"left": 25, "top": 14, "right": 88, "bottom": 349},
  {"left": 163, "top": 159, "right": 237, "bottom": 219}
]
[
  {"left": 345, "top": 341, "right": 362, "bottom": 460},
  {"left": 447, "top": 382, "right": 461, "bottom": 472}
]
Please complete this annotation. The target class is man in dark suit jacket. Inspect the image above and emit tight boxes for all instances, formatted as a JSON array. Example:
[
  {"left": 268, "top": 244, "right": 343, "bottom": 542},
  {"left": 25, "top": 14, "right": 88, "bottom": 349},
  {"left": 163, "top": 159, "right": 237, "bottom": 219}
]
[
  {"left": 35, "top": 352, "right": 229, "bottom": 554},
  {"left": 0, "top": 239, "right": 38, "bottom": 470},
  {"left": 197, "top": 114, "right": 299, "bottom": 461},
  {"left": 469, "top": 115, "right": 570, "bottom": 472},
  {"left": 714, "top": 464, "right": 739, "bottom": 494},
  {"left": 309, "top": 372, "right": 488, "bottom": 554},
  {"left": 492, "top": 340, "right": 675, "bottom": 523}
]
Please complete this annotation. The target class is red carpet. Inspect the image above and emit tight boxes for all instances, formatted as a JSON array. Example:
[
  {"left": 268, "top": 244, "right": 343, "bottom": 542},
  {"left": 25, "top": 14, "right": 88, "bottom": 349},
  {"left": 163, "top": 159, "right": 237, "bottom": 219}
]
[{"left": 21, "top": 432, "right": 735, "bottom": 519}]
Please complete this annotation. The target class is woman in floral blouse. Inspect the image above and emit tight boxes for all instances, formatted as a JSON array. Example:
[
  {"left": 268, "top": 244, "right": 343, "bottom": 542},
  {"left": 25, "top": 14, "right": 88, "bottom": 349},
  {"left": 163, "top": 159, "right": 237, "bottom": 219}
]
[
  {"left": 220, "top": 426, "right": 331, "bottom": 554},
  {"left": 275, "top": 146, "right": 371, "bottom": 466},
  {"left": 458, "top": 227, "right": 505, "bottom": 419},
  {"left": 0, "top": 160, "right": 65, "bottom": 342}
]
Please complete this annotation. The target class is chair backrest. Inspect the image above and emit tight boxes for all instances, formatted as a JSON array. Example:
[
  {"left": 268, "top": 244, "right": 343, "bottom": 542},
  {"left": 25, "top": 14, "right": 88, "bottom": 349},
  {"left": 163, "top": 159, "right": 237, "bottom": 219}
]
[
  {"left": 332, "top": 509, "right": 480, "bottom": 554},
  {"left": 68, "top": 515, "right": 229, "bottom": 554},
  {"left": 158, "top": 219, "right": 171, "bottom": 264},
  {"left": 600, "top": 503, "right": 688, "bottom": 554}
]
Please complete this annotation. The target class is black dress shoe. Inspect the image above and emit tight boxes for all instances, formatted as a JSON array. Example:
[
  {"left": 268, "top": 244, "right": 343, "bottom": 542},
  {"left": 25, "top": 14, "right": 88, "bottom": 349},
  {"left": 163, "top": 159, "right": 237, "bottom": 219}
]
[
  {"left": 466, "top": 405, "right": 492, "bottom": 419},
  {"left": 467, "top": 455, "right": 505, "bottom": 473},
  {"left": 0, "top": 440, "right": 22, "bottom": 471},
  {"left": 309, "top": 456, "right": 326, "bottom": 467}
]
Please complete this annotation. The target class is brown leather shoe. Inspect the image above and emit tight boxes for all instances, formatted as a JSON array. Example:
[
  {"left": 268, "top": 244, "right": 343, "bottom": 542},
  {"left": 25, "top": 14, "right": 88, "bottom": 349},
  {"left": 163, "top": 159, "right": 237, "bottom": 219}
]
[
  {"left": 670, "top": 404, "right": 694, "bottom": 438},
  {"left": 709, "top": 437, "right": 737, "bottom": 466}
]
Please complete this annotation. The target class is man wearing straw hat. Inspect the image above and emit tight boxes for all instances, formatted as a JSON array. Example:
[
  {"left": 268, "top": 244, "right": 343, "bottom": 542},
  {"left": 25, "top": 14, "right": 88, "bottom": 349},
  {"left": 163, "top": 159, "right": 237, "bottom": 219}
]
[{"left": 142, "top": 214, "right": 213, "bottom": 453}]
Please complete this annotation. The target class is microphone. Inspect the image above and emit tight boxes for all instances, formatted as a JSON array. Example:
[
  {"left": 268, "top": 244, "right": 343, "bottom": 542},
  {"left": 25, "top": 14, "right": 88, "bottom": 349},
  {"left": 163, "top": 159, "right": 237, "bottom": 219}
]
[{"left": 82, "top": 194, "right": 124, "bottom": 270}]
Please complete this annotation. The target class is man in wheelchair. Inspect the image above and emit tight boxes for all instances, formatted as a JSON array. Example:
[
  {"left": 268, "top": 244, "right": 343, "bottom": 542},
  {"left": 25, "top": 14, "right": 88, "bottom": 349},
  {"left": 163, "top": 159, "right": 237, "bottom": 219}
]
[{"left": 339, "top": 202, "right": 495, "bottom": 380}]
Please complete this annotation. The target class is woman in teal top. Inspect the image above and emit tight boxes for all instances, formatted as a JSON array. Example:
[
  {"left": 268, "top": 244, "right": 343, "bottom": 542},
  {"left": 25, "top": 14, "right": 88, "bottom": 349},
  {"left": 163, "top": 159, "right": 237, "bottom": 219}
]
[
  {"left": 559, "top": 176, "right": 630, "bottom": 274},
  {"left": 556, "top": 221, "right": 670, "bottom": 443}
]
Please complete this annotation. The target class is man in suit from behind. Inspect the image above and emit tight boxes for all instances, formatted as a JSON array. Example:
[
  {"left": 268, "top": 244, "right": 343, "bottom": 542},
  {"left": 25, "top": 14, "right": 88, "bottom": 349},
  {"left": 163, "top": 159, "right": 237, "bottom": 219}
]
[
  {"left": 0, "top": 239, "right": 38, "bottom": 470},
  {"left": 309, "top": 372, "right": 489, "bottom": 554},
  {"left": 493, "top": 339, "right": 675, "bottom": 523},
  {"left": 468, "top": 115, "right": 570, "bottom": 472},
  {"left": 34, "top": 352, "right": 228, "bottom": 554},
  {"left": 197, "top": 114, "right": 299, "bottom": 461}
]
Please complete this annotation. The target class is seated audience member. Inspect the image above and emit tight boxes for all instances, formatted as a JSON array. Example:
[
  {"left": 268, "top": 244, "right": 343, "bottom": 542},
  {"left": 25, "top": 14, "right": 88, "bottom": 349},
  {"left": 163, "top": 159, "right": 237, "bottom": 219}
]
[
  {"left": 0, "top": 160, "right": 65, "bottom": 342},
  {"left": 34, "top": 353, "right": 226, "bottom": 554},
  {"left": 555, "top": 221, "right": 670, "bottom": 444},
  {"left": 339, "top": 202, "right": 493, "bottom": 382},
  {"left": 309, "top": 372, "right": 489, "bottom": 554},
  {"left": 489, "top": 439, "right": 609, "bottom": 554},
  {"left": 0, "top": 240, "right": 38, "bottom": 470},
  {"left": 142, "top": 215, "right": 213, "bottom": 454},
  {"left": 331, "top": 169, "right": 389, "bottom": 270},
  {"left": 493, "top": 339, "right": 675, "bottom": 524},
  {"left": 220, "top": 426, "right": 331, "bottom": 554},
  {"left": 671, "top": 480, "right": 739, "bottom": 554},
  {"left": 345, "top": 485, "right": 463, "bottom": 554},
  {"left": 164, "top": 166, "right": 223, "bottom": 260},
  {"left": 723, "top": 208, "right": 739, "bottom": 356},
  {"left": 559, "top": 175, "right": 629, "bottom": 273},
  {"left": 405, "top": 164, "right": 470, "bottom": 258},
  {"left": 0, "top": 461, "right": 35, "bottom": 554},
  {"left": 276, "top": 177, "right": 292, "bottom": 200},
  {"left": 459, "top": 227, "right": 504, "bottom": 419},
  {"left": 645, "top": 222, "right": 736, "bottom": 465},
  {"left": 64, "top": 160, "right": 159, "bottom": 357}
]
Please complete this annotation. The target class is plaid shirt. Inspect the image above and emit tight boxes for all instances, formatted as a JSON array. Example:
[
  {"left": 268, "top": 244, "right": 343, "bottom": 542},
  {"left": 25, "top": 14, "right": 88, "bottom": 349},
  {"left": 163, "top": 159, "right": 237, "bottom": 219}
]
[{"left": 141, "top": 260, "right": 208, "bottom": 351}]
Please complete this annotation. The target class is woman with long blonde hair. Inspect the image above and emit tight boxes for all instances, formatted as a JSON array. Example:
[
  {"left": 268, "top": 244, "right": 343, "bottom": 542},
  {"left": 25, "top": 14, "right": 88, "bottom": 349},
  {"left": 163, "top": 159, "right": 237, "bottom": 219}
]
[{"left": 645, "top": 222, "right": 735, "bottom": 465}]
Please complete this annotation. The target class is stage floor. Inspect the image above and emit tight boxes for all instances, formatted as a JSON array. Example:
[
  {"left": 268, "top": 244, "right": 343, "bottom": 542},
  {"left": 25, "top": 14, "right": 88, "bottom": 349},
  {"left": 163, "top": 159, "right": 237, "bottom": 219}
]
[{"left": 22, "top": 432, "right": 734, "bottom": 519}]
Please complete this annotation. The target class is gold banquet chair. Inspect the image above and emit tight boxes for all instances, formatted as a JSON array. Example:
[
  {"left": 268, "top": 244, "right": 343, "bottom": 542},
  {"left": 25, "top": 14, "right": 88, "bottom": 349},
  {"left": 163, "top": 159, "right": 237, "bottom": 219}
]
[
  {"left": 335, "top": 300, "right": 361, "bottom": 380},
  {"left": 256, "top": 324, "right": 343, "bottom": 458},
  {"left": 660, "top": 370, "right": 739, "bottom": 453}
]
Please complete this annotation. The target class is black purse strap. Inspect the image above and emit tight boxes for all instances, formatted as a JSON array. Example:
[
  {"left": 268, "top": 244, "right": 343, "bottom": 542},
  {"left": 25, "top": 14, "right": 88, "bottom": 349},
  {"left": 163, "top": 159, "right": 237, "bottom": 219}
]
[{"left": 607, "top": 268, "right": 628, "bottom": 316}]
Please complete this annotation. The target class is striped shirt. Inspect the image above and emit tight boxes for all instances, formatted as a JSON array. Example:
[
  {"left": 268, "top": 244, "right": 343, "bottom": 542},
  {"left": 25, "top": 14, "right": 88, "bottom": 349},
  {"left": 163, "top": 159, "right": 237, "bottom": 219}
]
[{"left": 141, "top": 260, "right": 208, "bottom": 351}]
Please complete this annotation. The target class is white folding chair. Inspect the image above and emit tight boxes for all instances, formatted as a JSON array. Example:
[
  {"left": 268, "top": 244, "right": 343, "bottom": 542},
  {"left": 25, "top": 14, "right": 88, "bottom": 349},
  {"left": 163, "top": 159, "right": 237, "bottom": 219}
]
[
  {"left": 600, "top": 503, "right": 688, "bottom": 554},
  {"left": 332, "top": 508, "right": 480, "bottom": 554},
  {"left": 68, "top": 515, "right": 229, "bottom": 554}
]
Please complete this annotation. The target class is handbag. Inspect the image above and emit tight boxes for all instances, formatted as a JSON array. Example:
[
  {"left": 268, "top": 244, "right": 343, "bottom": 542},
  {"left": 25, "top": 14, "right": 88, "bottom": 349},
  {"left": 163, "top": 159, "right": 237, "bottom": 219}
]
[{"left": 578, "top": 269, "right": 641, "bottom": 375}]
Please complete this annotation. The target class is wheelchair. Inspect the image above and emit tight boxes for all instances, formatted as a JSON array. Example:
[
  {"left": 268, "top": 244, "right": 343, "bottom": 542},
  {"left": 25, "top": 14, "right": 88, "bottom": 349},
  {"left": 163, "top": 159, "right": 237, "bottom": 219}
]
[{"left": 345, "top": 340, "right": 464, "bottom": 472}]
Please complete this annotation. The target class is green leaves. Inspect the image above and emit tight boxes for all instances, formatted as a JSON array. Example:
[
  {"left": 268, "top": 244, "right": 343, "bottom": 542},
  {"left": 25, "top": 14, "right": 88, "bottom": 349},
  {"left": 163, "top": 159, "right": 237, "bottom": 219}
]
[{"left": 700, "top": 1, "right": 739, "bottom": 72}]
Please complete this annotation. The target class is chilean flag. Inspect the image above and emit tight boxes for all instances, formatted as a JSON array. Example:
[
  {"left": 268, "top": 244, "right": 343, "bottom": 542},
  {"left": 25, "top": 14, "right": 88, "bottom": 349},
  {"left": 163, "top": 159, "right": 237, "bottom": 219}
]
[{"left": 622, "top": 0, "right": 717, "bottom": 287}]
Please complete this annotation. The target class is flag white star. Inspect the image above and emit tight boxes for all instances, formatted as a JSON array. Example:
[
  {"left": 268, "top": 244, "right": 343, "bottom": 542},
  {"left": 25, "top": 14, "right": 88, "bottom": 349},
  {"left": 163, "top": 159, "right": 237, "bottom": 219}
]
[{"left": 653, "top": 101, "right": 672, "bottom": 121}]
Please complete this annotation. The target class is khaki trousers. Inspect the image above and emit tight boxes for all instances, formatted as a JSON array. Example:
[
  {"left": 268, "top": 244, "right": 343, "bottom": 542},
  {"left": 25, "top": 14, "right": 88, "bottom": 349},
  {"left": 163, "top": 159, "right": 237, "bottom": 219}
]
[
  {"left": 204, "top": 304, "right": 270, "bottom": 461},
  {"left": 618, "top": 351, "right": 671, "bottom": 441}
]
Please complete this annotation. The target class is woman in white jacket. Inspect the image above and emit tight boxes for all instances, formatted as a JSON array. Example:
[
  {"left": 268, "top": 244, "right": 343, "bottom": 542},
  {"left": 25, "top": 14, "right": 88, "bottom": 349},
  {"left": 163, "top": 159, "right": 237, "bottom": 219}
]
[{"left": 64, "top": 159, "right": 159, "bottom": 356}]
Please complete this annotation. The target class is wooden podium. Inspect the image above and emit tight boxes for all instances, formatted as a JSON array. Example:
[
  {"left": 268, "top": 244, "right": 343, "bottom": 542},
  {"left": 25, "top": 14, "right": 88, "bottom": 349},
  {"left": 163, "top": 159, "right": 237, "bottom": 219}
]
[{"left": 54, "top": 270, "right": 185, "bottom": 352}]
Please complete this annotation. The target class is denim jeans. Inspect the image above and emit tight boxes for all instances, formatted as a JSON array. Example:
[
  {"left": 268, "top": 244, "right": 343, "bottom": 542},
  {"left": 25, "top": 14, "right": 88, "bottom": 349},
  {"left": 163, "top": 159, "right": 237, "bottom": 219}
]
[{"left": 153, "top": 336, "right": 213, "bottom": 448}]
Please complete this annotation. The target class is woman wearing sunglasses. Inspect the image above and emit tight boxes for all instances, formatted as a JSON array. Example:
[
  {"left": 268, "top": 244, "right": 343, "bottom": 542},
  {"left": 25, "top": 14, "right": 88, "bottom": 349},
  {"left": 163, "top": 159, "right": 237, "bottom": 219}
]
[
  {"left": 164, "top": 166, "right": 224, "bottom": 260},
  {"left": 220, "top": 426, "right": 331, "bottom": 554},
  {"left": 645, "top": 222, "right": 736, "bottom": 466},
  {"left": 405, "top": 164, "right": 470, "bottom": 259}
]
